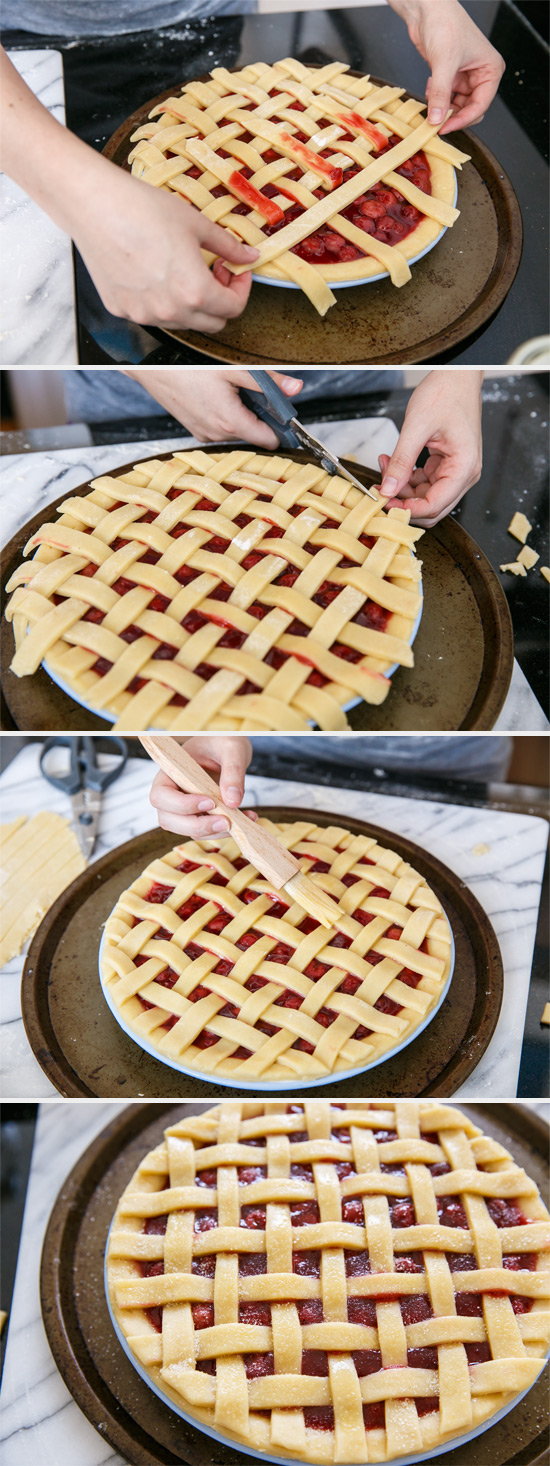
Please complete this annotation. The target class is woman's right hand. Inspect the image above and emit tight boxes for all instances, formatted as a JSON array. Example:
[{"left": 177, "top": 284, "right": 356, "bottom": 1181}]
[
  {"left": 73, "top": 167, "right": 259, "bottom": 333},
  {"left": 124, "top": 368, "right": 304, "bottom": 446},
  {"left": 149, "top": 735, "right": 256, "bottom": 839}
]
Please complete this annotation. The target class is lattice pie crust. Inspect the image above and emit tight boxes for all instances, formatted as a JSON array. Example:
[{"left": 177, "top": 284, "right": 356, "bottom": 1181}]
[
  {"left": 127, "top": 59, "right": 470, "bottom": 316},
  {"left": 100, "top": 819, "right": 453, "bottom": 1082},
  {"left": 5, "top": 450, "right": 423, "bottom": 733},
  {"left": 106, "top": 1100, "right": 550, "bottom": 1463}
]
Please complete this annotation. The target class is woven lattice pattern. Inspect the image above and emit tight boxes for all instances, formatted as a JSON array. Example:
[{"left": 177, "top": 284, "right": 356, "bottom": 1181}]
[
  {"left": 107, "top": 1100, "right": 550, "bottom": 1464},
  {"left": 6, "top": 451, "right": 423, "bottom": 733},
  {"left": 101, "top": 820, "right": 452, "bottom": 1081},
  {"left": 127, "top": 59, "right": 469, "bottom": 315}
]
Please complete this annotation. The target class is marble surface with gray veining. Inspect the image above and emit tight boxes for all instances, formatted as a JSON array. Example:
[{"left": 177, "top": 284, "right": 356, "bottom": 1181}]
[
  {"left": 0, "top": 52, "right": 78, "bottom": 367},
  {"left": 1, "top": 431, "right": 547, "bottom": 731},
  {"left": 0, "top": 742, "right": 547, "bottom": 1100},
  {"left": 1, "top": 1095, "right": 549, "bottom": 1466}
]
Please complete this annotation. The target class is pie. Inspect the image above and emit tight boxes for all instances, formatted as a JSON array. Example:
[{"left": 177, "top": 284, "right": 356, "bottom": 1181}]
[
  {"left": 5, "top": 449, "right": 423, "bottom": 733},
  {"left": 127, "top": 57, "right": 470, "bottom": 316},
  {"left": 106, "top": 1099, "right": 550, "bottom": 1463},
  {"left": 100, "top": 818, "right": 453, "bottom": 1082}
]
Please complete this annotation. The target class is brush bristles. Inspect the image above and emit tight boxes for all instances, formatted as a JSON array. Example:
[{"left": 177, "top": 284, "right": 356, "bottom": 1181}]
[{"left": 284, "top": 871, "right": 344, "bottom": 929}]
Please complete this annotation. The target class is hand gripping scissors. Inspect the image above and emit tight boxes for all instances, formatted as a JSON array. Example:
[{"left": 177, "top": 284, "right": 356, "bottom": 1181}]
[{"left": 239, "top": 369, "right": 378, "bottom": 500}]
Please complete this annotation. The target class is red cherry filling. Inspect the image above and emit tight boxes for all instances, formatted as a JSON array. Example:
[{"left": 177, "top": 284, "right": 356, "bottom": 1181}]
[
  {"left": 245, "top": 1352, "right": 275, "bottom": 1378},
  {"left": 294, "top": 1250, "right": 322, "bottom": 1277},
  {"left": 348, "top": 1297, "right": 377, "bottom": 1326},
  {"left": 145, "top": 882, "right": 173, "bottom": 903},
  {"left": 238, "top": 1164, "right": 267, "bottom": 1184},
  {"left": 487, "top": 1199, "right": 528, "bottom": 1228},
  {"left": 302, "top": 1349, "right": 329, "bottom": 1377},
  {"left": 192, "top": 1301, "right": 215, "bottom": 1329},
  {"left": 304, "top": 1407, "right": 335, "bottom": 1432},
  {"left": 239, "top": 1253, "right": 268, "bottom": 1276},
  {"left": 345, "top": 1251, "right": 370, "bottom": 1277},
  {"left": 194, "top": 1208, "right": 218, "bottom": 1231},
  {"left": 290, "top": 1201, "right": 321, "bottom": 1226},
  {"left": 297, "top": 1298, "right": 324, "bottom": 1324},
  {"left": 261, "top": 138, "right": 431, "bottom": 268},
  {"left": 239, "top": 1302, "right": 272, "bottom": 1326},
  {"left": 437, "top": 1199, "right": 468, "bottom": 1228}
]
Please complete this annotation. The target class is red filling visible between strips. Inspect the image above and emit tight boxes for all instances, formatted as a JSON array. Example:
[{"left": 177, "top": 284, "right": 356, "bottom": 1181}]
[
  {"left": 137, "top": 1110, "right": 536, "bottom": 1432},
  {"left": 134, "top": 847, "right": 430, "bottom": 1058},
  {"left": 72, "top": 489, "right": 394, "bottom": 709}
]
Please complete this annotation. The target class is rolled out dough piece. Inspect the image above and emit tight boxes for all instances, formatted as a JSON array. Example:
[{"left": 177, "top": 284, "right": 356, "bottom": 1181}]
[
  {"left": 508, "top": 512, "right": 532, "bottom": 544},
  {"left": 0, "top": 811, "right": 86, "bottom": 967},
  {"left": 500, "top": 561, "right": 527, "bottom": 576},
  {"left": 517, "top": 545, "right": 539, "bottom": 570}
]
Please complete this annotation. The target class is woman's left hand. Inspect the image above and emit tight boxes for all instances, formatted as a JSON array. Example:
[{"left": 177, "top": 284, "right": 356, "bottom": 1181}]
[
  {"left": 378, "top": 369, "right": 483, "bottom": 526},
  {"left": 388, "top": 0, "right": 505, "bottom": 134}
]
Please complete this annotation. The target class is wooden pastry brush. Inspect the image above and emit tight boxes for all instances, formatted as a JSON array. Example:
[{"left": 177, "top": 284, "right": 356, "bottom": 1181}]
[{"left": 140, "top": 735, "right": 348, "bottom": 929}]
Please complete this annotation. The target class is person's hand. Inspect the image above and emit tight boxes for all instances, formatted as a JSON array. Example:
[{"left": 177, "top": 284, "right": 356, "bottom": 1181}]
[
  {"left": 388, "top": 0, "right": 505, "bottom": 134},
  {"left": 149, "top": 736, "right": 256, "bottom": 838},
  {"left": 124, "top": 369, "right": 304, "bottom": 446},
  {"left": 0, "top": 50, "right": 259, "bottom": 336},
  {"left": 73, "top": 169, "right": 260, "bottom": 333},
  {"left": 378, "top": 370, "right": 483, "bottom": 526}
]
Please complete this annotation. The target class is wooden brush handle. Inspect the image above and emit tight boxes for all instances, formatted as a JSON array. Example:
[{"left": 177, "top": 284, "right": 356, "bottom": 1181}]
[{"left": 139, "top": 736, "right": 298, "bottom": 886}]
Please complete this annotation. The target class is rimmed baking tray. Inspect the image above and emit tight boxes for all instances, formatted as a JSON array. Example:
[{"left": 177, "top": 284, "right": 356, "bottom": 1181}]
[
  {"left": 21, "top": 808, "right": 503, "bottom": 1099},
  {"left": 39, "top": 1101, "right": 549, "bottom": 1466},
  {"left": 0, "top": 452, "right": 514, "bottom": 733},
  {"left": 102, "top": 72, "right": 522, "bottom": 366}
]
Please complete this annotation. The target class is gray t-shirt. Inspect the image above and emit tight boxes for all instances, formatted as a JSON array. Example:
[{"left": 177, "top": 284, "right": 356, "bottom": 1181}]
[
  {"left": 3, "top": 0, "right": 253, "bottom": 33},
  {"left": 63, "top": 370, "right": 400, "bottom": 423},
  {"left": 252, "top": 737, "right": 513, "bottom": 783}
]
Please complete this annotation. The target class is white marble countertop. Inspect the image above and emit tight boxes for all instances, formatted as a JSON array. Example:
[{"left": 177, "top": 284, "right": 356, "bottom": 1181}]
[
  {"left": 1, "top": 431, "right": 547, "bottom": 732},
  {"left": 0, "top": 52, "right": 77, "bottom": 367},
  {"left": 1, "top": 1096, "right": 549, "bottom": 1466},
  {"left": 0, "top": 742, "right": 547, "bottom": 1100},
  {"left": 0, "top": 422, "right": 397, "bottom": 543}
]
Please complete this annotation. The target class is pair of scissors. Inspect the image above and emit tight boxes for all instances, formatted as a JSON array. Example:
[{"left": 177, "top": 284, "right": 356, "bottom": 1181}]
[
  {"left": 39, "top": 736, "right": 128, "bottom": 860},
  {"left": 239, "top": 369, "right": 378, "bottom": 501}
]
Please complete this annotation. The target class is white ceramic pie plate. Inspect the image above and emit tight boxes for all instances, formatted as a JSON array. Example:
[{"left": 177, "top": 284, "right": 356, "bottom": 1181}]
[
  {"left": 104, "top": 1272, "right": 549, "bottom": 1466},
  {"left": 251, "top": 175, "right": 457, "bottom": 290},
  {"left": 97, "top": 918, "right": 454, "bottom": 1092},
  {"left": 40, "top": 590, "right": 423, "bottom": 730}
]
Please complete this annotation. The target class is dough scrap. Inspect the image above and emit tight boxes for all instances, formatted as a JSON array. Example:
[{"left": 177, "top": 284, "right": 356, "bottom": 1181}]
[
  {"left": 508, "top": 511, "right": 532, "bottom": 544},
  {"left": 517, "top": 545, "right": 539, "bottom": 570},
  {"left": 541, "top": 566, "right": 550, "bottom": 584},
  {"left": 541, "top": 1003, "right": 550, "bottom": 1026},
  {"left": 500, "top": 561, "right": 527, "bottom": 576},
  {"left": 0, "top": 812, "right": 86, "bottom": 968}
]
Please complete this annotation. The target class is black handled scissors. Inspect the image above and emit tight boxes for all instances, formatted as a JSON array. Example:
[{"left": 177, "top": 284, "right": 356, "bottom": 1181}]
[
  {"left": 39, "top": 736, "right": 128, "bottom": 860},
  {"left": 239, "top": 370, "right": 378, "bottom": 500}
]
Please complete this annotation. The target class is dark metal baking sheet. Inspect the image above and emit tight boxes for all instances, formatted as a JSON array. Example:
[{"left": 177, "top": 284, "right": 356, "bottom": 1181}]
[
  {"left": 39, "top": 1100, "right": 549, "bottom": 1466},
  {"left": 21, "top": 808, "right": 503, "bottom": 1099},
  {"left": 0, "top": 452, "right": 514, "bottom": 733}
]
